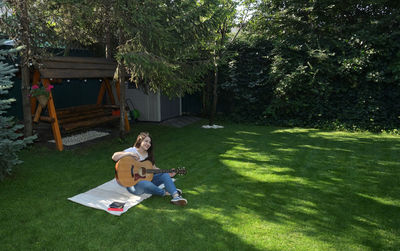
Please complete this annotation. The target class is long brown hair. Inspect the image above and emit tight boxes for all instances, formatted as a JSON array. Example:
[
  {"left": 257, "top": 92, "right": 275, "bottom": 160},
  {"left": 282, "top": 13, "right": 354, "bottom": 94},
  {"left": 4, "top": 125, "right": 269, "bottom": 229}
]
[{"left": 134, "top": 132, "right": 155, "bottom": 164}]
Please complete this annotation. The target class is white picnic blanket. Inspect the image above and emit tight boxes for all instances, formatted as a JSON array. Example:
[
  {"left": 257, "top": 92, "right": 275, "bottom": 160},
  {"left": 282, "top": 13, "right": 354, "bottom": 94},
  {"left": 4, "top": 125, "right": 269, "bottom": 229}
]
[{"left": 68, "top": 178, "right": 171, "bottom": 216}]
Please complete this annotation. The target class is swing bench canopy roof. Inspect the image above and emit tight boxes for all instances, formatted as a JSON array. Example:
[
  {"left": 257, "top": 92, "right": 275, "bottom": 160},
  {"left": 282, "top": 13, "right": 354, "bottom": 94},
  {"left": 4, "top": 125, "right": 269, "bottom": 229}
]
[{"left": 37, "top": 56, "right": 117, "bottom": 79}]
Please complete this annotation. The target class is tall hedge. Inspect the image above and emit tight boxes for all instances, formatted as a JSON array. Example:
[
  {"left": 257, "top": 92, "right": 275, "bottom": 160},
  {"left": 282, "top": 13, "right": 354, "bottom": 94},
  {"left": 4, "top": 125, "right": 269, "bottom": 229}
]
[
  {"left": 219, "top": 0, "right": 400, "bottom": 132},
  {"left": 219, "top": 39, "right": 273, "bottom": 123}
]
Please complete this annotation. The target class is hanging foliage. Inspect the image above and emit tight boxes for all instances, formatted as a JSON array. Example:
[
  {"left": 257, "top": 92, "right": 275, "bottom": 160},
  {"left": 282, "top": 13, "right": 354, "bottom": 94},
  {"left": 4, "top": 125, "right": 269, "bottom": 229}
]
[{"left": 113, "top": 0, "right": 214, "bottom": 97}]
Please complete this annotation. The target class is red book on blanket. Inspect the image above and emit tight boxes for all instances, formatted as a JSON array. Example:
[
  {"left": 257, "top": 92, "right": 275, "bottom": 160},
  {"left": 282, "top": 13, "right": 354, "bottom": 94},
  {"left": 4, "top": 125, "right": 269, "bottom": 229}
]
[
  {"left": 108, "top": 202, "right": 125, "bottom": 211},
  {"left": 108, "top": 208, "right": 123, "bottom": 211}
]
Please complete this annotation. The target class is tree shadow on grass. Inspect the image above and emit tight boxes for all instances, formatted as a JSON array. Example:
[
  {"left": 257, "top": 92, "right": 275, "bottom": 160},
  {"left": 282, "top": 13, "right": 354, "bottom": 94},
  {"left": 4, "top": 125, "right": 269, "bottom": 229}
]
[
  {"left": 117, "top": 205, "right": 267, "bottom": 251},
  {"left": 170, "top": 126, "right": 400, "bottom": 250}
]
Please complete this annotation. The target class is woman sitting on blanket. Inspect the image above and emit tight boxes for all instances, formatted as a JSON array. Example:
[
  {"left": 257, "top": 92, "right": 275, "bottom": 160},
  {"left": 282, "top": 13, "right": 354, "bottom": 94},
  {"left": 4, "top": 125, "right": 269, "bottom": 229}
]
[{"left": 112, "top": 132, "right": 187, "bottom": 206}]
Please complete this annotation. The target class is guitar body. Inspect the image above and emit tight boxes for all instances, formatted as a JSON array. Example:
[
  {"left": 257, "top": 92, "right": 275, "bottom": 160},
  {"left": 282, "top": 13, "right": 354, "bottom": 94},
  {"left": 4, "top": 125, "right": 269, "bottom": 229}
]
[
  {"left": 115, "top": 157, "right": 154, "bottom": 187},
  {"left": 115, "top": 156, "right": 186, "bottom": 187}
]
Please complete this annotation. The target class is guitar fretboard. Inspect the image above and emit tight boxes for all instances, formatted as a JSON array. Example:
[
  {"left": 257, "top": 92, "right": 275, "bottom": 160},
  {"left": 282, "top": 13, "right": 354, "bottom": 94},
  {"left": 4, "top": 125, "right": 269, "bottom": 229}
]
[{"left": 147, "top": 169, "right": 176, "bottom": 174}]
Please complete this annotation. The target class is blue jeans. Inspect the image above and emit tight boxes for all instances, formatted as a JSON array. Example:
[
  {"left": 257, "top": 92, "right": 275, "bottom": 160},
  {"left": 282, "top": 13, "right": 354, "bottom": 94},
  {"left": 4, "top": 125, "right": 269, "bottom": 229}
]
[{"left": 127, "top": 173, "right": 177, "bottom": 197}]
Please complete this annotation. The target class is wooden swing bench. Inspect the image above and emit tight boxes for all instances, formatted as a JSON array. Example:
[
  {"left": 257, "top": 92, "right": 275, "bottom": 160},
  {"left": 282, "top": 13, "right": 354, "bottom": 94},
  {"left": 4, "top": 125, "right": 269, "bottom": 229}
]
[
  {"left": 56, "top": 104, "right": 120, "bottom": 132},
  {"left": 31, "top": 57, "right": 130, "bottom": 151}
]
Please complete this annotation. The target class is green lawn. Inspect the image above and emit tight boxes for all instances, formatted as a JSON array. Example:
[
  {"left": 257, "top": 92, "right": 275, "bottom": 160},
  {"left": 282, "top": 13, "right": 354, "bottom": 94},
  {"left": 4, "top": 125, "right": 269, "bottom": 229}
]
[{"left": 1, "top": 121, "right": 400, "bottom": 250}]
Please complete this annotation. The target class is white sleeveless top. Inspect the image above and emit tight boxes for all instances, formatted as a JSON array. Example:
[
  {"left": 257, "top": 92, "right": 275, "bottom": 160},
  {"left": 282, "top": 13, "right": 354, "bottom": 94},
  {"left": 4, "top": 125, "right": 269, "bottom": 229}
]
[{"left": 124, "top": 147, "right": 148, "bottom": 161}]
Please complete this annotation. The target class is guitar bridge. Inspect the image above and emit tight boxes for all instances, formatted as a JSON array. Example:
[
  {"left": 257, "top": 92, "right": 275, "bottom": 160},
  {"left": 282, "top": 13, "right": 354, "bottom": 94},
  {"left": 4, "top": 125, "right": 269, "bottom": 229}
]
[{"left": 133, "top": 167, "right": 147, "bottom": 181}]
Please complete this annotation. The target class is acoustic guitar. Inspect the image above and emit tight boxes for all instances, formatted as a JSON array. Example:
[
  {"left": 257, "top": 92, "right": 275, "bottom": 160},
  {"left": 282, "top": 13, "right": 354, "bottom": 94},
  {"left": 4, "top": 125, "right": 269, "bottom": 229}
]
[{"left": 115, "top": 156, "right": 187, "bottom": 187}]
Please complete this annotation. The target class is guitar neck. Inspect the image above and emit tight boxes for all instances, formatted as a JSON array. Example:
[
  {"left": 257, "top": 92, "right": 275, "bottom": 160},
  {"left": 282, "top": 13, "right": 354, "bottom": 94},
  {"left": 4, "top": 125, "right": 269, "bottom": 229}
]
[{"left": 147, "top": 169, "right": 176, "bottom": 174}]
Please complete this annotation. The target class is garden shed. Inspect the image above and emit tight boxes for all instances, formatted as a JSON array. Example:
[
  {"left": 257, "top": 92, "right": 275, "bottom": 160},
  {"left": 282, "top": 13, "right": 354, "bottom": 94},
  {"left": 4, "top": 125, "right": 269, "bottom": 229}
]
[{"left": 125, "top": 88, "right": 181, "bottom": 122}]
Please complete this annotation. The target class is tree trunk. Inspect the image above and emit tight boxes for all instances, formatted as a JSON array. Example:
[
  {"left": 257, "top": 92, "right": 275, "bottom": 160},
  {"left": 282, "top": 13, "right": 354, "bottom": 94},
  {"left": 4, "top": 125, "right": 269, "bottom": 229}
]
[
  {"left": 202, "top": 73, "right": 212, "bottom": 117},
  {"left": 118, "top": 64, "right": 126, "bottom": 139},
  {"left": 104, "top": 2, "right": 112, "bottom": 60},
  {"left": 105, "top": 35, "right": 111, "bottom": 59},
  {"left": 63, "top": 42, "right": 71, "bottom": 56},
  {"left": 208, "top": 22, "right": 226, "bottom": 126},
  {"left": 21, "top": 65, "right": 32, "bottom": 136},
  {"left": 105, "top": 25, "right": 112, "bottom": 59},
  {"left": 18, "top": 0, "right": 33, "bottom": 137},
  {"left": 209, "top": 54, "right": 218, "bottom": 126}
]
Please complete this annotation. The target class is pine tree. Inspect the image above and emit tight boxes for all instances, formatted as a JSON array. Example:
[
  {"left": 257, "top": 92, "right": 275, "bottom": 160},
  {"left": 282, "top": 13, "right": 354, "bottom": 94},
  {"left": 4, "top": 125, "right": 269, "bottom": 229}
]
[{"left": 0, "top": 40, "right": 36, "bottom": 180}]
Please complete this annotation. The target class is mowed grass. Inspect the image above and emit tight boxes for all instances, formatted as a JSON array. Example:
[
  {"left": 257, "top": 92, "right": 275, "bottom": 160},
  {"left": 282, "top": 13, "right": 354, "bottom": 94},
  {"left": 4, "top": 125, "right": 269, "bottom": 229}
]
[{"left": 1, "top": 121, "right": 400, "bottom": 250}]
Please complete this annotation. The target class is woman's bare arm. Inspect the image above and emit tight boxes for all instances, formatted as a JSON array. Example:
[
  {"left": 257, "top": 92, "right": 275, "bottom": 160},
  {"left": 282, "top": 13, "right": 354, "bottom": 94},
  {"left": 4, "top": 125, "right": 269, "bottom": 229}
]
[{"left": 112, "top": 151, "right": 139, "bottom": 162}]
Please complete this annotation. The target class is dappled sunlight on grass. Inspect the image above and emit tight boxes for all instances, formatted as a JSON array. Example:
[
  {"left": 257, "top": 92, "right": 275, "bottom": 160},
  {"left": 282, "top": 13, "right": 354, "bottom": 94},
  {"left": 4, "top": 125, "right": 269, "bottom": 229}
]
[
  {"left": 269, "top": 167, "right": 295, "bottom": 173},
  {"left": 213, "top": 126, "right": 400, "bottom": 249},
  {"left": 220, "top": 148, "right": 270, "bottom": 163},
  {"left": 189, "top": 184, "right": 221, "bottom": 194},
  {"left": 357, "top": 193, "right": 400, "bottom": 207},
  {"left": 376, "top": 160, "right": 400, "bottom": 166},
  {"left": 220, "top": 157, "right": 309, "bottom": 184},
  {"left": 271, "top": 128, "right": 319, "bottom": 134},
  {"left": 235, "top": 131, "right": 262, "bottom": 136},
  {"left": 275, "top": 147, "right": 298, "bottom": 152},
  {"left": 298, "top": 144, "right": 352, "bottom": 152},
  {"left": 308, "top": 130, "right": 400, "bottom": 143}
]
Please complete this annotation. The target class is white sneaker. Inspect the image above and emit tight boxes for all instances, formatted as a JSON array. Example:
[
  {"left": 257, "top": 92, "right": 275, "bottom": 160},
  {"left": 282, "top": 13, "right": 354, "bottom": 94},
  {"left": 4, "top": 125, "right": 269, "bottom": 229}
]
[{"left": 170, "top": 196, "right": 187, "bottom": 206}]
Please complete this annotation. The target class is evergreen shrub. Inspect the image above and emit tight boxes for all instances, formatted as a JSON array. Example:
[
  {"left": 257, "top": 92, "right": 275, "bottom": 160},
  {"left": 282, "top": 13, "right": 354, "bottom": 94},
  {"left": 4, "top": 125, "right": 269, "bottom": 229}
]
[{"left": 0, "top": 40, "right": 35, "bottom": 180}]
